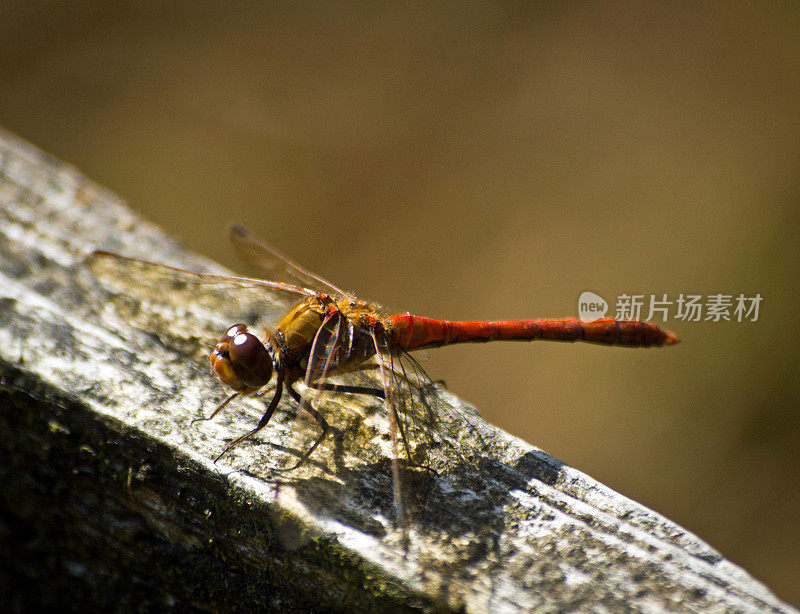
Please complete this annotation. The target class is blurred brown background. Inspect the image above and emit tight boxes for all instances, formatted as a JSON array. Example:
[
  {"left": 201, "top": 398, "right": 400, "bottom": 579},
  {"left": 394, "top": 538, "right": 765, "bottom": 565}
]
[{"left": 1, "top": 2, "right": 798, "bottom": 604}]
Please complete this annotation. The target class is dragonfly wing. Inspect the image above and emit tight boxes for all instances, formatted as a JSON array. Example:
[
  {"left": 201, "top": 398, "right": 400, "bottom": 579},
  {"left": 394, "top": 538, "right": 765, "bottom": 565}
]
[
  {"left": 229, "top": 224, "right": 350, "bottom": 299},
  {"left": 384, "top": 350, "right": 439, "bottom": 463},
  {"left": 86, "top": 251, "right": 313, "bottom": 354},
  {"left": 367, "top": 328, "right": 407, "bottom": 525},
  {"left": 275, "top": 309, "right": 348, "bottom": 470}
]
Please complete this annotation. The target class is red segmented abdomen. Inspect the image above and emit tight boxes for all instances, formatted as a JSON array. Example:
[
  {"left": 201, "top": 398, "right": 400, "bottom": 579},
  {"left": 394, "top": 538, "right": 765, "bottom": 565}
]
[{"left": 386, "top": 314, "right": 679, "bottom": 350}]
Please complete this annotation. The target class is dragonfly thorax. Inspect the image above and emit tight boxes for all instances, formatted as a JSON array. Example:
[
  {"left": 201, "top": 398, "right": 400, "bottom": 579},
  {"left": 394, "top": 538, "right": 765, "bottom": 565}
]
[{"left": 273, "top": 296, "right": 385, "bottom": 379}]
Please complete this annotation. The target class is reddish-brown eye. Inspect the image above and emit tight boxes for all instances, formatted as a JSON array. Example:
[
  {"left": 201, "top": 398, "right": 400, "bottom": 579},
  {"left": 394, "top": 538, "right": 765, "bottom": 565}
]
[
  {"left": 221, "top": 324, "right": 247, "bottom": 343},
  {"left": 228, "top": 330, "right": 272, "bottom": 388},
  {"left": 210, "top": 324, "right": 272, "bottom": 393}
]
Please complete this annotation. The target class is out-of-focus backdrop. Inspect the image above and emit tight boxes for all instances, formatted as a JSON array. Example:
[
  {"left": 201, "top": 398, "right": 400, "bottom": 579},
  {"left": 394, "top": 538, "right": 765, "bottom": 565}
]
[{"left": 2, "top": 2, "right": 798, "bottom": 604}]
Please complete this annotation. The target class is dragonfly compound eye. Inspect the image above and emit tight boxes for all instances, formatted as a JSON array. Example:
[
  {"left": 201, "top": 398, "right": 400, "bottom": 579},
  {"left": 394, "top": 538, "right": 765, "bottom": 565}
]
[
  {"left": 222, "top": 323, "right": 248, "bottom": 342},
  {"left": 210, "top": 325, "right": 273, "bottom": 393}
]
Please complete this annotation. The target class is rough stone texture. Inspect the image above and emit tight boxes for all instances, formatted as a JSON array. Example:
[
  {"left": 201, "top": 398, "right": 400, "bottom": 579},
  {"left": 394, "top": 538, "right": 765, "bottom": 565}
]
[{"left": 0, "top": 128, "right": 794, "bottom": 612}]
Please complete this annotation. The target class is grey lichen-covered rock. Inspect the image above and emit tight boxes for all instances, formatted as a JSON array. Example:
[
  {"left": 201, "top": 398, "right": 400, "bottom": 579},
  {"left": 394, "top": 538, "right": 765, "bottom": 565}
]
[{"left": 0, "top": 127, "right": 794, "bottom": 612}]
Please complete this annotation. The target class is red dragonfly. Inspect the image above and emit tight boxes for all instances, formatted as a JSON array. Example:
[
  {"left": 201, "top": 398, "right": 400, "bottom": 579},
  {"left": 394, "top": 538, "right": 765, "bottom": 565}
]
[{"left": 89, "top": 225, "right": 679, "bottom": 478}]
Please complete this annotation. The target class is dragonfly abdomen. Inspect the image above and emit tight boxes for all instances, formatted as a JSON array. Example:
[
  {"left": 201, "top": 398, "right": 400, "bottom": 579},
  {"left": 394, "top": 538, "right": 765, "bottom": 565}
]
[{"left": 387, "top": 314, "right": 679, "bottom": 350}]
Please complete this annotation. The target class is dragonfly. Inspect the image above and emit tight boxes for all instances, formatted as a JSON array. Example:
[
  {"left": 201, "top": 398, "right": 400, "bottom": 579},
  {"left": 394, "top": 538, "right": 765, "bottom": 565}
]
[{"left": 88, "top": 225, "right": 679, "bottom": 494}]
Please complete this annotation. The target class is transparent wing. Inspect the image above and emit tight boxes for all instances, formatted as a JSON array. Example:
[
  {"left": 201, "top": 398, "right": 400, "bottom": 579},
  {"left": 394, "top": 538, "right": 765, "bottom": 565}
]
[
  {"left": 374, "top": 342, "right": 490, "bottom": 471},
  {"left": 380, "top": 351, "right": 438, "bottom": 468},
  {"left": 229, "top": 224, "right": 350, "bottom": 298},
  {"left": 86, "top": 250, "right": 314, "bottom": 353}
]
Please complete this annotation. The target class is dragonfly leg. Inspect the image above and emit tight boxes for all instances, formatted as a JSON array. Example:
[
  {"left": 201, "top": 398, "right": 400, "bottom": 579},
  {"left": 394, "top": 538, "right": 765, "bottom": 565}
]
[
  {"left": 275, "top": 383, "right": 330, "bottom": 471},
  {"left": 191, "top": 391, "right": 239, "bottom": 427},
  {"left": 213, "top": 368, "right": 285, "bottom": 463},
  {"left": 253, "top": 382, "right": 277, "bottom": 397},
  {"left": 350, "top": 359, "right": 441, "bottom": 393},
  {"left": 308, "top": 381, "right": 385, "bottom": 399}
]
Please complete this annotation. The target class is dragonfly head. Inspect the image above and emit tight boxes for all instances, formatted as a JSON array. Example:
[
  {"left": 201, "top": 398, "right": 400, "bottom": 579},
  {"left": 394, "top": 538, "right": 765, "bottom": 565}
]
[{"left": 210, "top": 324, "right": 273, "bottom": 394}]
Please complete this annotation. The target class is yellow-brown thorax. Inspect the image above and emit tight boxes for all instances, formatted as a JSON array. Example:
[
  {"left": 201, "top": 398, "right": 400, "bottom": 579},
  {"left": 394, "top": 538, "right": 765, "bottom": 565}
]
[{"left": 274, "top": 295, "right": 383, "bottom": 376}]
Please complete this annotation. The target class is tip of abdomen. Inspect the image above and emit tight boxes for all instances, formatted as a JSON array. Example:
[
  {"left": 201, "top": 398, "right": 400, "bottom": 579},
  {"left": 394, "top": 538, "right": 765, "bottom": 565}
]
[{"left": 662, "top": 329, "right": 681, "bottom": 345}]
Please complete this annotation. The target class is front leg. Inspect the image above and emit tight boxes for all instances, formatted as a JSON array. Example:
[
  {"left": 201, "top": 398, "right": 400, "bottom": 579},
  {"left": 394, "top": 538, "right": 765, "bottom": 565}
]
[{"left": 214, "top": 366, "right": 285, "bottom": 462}]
